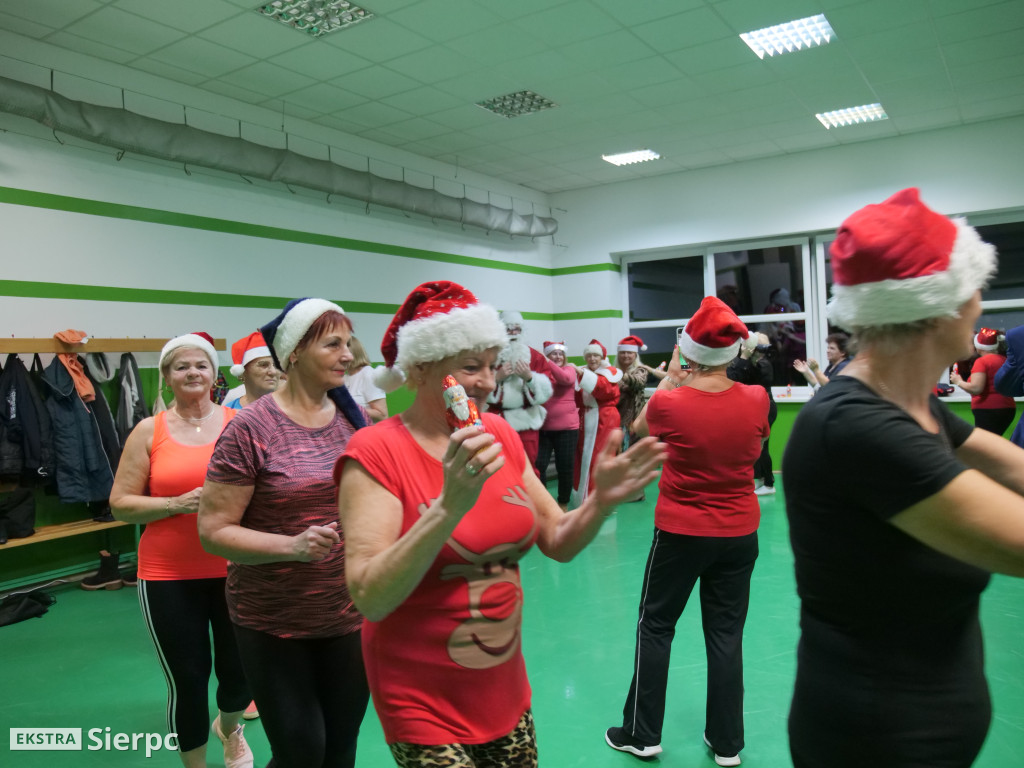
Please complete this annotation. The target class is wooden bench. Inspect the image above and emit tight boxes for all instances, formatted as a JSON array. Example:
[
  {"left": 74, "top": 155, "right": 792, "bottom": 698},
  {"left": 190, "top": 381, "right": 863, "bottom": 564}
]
[{"left": 1, "top": 519, "right": 131, "bottom": 549}]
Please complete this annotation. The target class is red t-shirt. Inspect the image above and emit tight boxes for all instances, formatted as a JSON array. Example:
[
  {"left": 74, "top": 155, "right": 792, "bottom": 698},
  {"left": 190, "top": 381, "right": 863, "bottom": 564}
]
[
  {"left": 138, "top": 409, "right": 234, "bottom": 581},
  {"left": 337, "top": 413, "right": 536, "bottom": 745},
  {"left": 969, "top": 354, "right": 1015, "bottom": 410},
  {"left": 646, "top": 383, "right": 769, "bottom": 537},
  {"left": 206, "top": 394, "right": 363, "bottom": 639}
]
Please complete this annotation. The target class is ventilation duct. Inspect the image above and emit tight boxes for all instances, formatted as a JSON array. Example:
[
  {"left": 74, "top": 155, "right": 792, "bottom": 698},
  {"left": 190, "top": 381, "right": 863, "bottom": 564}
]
[{"left": 0, "top": 75, "right": 558, "bottom": 237}]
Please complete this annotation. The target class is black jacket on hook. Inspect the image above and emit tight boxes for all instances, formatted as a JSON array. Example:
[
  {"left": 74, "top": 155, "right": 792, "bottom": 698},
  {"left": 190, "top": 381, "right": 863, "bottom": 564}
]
[{"left": 0, "top": 353, "right": 55, "bottom": 485}]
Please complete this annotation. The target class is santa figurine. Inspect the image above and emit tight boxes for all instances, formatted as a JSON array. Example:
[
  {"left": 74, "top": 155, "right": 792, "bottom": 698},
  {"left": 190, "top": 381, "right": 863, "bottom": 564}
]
[
  {"left": 487, "top": 311, "right": 554, "bottom": 474},
  {"left": 570, "top": 339, "right": 623, "bottom": 509}
]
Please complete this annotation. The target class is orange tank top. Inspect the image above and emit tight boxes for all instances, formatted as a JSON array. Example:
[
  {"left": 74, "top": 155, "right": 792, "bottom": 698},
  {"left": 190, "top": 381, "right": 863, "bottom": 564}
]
[{"left": 137, "top": 409, "right": 234, "bottom": 581}]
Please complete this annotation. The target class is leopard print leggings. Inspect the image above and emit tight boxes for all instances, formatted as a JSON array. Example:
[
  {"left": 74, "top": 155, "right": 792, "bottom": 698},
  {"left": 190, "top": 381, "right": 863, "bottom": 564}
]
[{"left": 389, "top": 709, "right": 538, "bottom": 768}]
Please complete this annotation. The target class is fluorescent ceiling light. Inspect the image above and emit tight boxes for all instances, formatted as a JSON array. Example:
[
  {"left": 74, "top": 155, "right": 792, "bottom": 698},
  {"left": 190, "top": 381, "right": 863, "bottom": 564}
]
[
  {"left": 476, "top": 90, "right": 557, "bottom": 118},
  {"left": 816, "top": 103, "right": 888, "bottom": 129},
  {"left": 740, "top": 14, "right": 835, "bottom": 59},
  {"left": 602, "top": 150, "right": 661, "bottom": 166},
  {"left": 256, "top": 0, "right": 373, "bottom": 38}
]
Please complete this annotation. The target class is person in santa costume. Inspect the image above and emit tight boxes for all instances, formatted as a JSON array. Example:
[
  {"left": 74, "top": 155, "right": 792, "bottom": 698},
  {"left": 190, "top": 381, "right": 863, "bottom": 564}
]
[
  {"left": 487, "top": 311, "right": 554, "bottom": 474},
  {"left": 605, "top": 299, "right": 767, "bottom": 766},
  {"left": 950, "top": 327, "right": 1015, "bottom": 435},
  {"left": 570, "top": 339, "right": 625, "bottom": 509},
  {"left": 782, "top": 188, "right": 1024, "bottom": 768},
  {"left": 535, "top": 340, "right": 580, "bottom": 509},
  {"left": 335, "top": 281, "right": 665, "bottom": 766}
]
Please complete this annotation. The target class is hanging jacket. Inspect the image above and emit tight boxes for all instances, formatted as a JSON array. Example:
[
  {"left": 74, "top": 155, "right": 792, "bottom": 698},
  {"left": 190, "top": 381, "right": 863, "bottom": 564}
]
[
  {"left": 115, "top": 352, "right": 149, "bottom": 444},
  {"left": 40, "top": 357, "right": 113, "bottom": 504},
  {"left": 81, "top": 357, "right": 122, "bottom": 474},
  {"left": 0, "top": 354, "right": 55, "bottom": 485}
]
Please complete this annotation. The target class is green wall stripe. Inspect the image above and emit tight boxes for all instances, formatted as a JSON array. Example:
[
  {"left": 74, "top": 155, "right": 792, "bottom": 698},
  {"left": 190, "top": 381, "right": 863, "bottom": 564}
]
[
  {"left": 0, "top": 278, "right": 621, "bottom": 319},
  {"left": 0, "top": 185, "right": 614, "bottom": 277}
]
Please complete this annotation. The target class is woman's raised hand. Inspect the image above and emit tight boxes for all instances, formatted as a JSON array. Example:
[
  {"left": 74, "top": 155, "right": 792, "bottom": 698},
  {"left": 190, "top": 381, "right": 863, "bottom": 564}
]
[
  {"left": 593, "top": 429, "right": 666, "bottom": 512},
  {"left": 440, "top": 425, "right": 505, "bottom": 518}
]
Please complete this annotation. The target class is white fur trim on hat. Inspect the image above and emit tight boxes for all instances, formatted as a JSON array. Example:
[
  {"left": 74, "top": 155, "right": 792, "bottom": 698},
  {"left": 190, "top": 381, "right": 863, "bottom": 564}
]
[
  {"left": 583, "top": 343, "right": 604, "bottom": 357},
  {"left": 543, "top": 342, "right": 566, "bottom": 355},
  {"left": 275, "top": 299, "right": 345, "bottom": 370},
  {"left": 617, "top": 344, "right": 643, "bottom": 353},
  {"left": 394, "top": 304, "right": 507, "bottom": 374},
  {"left": 500, "top": 310, "right": 524, "bottom": 327},
  {"left": 828, "top": 219, "right": 997, "bottom": 330},
  {"left": 677, "top": 333, "right": 744, "bottom": 367},
  {"left": 230, "top": 344, "right": 271, "bottom": 378},
  {"left": 159, "top": 334, "right": 219, "bottom": 371}
]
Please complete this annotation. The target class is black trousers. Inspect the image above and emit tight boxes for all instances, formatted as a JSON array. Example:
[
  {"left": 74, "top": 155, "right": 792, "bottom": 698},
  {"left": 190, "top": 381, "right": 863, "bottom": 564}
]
[
  {"left": 619, "top": 529, "right": 758, "bottom": 755},
  {"left": 754, "top": 399, "right": 778, "bottom": 486},
  {"left": 972, "top": 407, "right": 1016, "bottom": 437},
  {"left": 138, "top": 578, "right": 250, "bottom": 752},
  {"left": 536, "top": 429, "right": 578, "bottom": 504},
  {"left": 233, "top": 624, "right": 369, "bottom": 768}
]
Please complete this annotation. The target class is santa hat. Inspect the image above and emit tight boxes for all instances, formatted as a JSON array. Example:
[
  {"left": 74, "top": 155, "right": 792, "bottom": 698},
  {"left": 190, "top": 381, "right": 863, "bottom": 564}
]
[
  {"left": 618, "top": 335, "right": 647, "bottom": 353},
  {"left": 229, "top": 331, "right": 271, "bottom": 378},
  {"left": 543, "top": 341, "right": 566, "bottom": 356},
  {"left": 159, "top": 331, "right": 218, "bottom": 371},
  {"left": 500, "top": 310, "right": 524, "bottom": 329},
  {"left": 374, "top": 281, "right": 507, "bottom": 393},
  {"left": 974, "top": 327, "right": 999, "bottom": 352},
  {"left": 582, "top": 339, "right": 608, "bottom": 358},
  {"left": 678, "top": 297, "right": 756, "bottom": 367},
  {"left": 260, "top": 298, "right": 345, "bottom": 371},
  {"left": 827, "top": 188, "right": 997, "bottom": 330}
]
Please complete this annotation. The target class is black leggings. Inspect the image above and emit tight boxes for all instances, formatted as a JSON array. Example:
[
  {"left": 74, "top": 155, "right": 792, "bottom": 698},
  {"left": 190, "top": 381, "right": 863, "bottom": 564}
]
[
  {"left": 972, "top": 407, "right": 1016, "bottom": 437},
  {"left": 138, "top": 578, "right": 250, "bottom": 752},
  {"left": 754, "top": 399, "right": 778, "bottom": 486},
  {"left": 536, "top": 429, "right": 578, "bottom": 504},
  {"left": 233, "top": 624, "right": 369, "bottom": 768}
]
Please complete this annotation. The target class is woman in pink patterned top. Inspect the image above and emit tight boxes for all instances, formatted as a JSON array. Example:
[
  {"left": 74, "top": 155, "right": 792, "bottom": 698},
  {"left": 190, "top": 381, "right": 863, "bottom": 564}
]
[{"left": 199, "top": 298, "right": 370, "bottom": 768}]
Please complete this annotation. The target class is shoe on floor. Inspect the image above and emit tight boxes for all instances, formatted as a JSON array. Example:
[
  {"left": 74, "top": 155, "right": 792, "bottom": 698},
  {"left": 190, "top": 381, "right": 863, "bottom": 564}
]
[
  {"left": 120, "top": 567, "right": 138, "bottom": 587},
  {"left": 605, "top": 726, "right": 662, "bottom": 759},
  {"left": 80, "top": 550, "right": 123, "bottom": 591},
  {"left": 754, "top": 485, "right": 776, "bottom": 496},
  {"left": 212, "top": 716, "right": 254, "bottom": 768},
  {"left": 703, "top": 733, "right": 741, "bottom": 766},
  {"left": 242, "top": 700, "right": 260, "bottom": 720}
]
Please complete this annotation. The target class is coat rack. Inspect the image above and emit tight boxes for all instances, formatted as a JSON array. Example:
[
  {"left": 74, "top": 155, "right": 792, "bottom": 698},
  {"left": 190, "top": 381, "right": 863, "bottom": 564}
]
[{"left": 0, "top": 337, "right": 227, "bottom": 354}]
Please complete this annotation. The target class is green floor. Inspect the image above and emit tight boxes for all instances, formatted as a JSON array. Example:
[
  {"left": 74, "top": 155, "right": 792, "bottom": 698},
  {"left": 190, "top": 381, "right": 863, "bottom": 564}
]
[{"left": 3, "top": 477, "right": 1024, "bottom": 766}]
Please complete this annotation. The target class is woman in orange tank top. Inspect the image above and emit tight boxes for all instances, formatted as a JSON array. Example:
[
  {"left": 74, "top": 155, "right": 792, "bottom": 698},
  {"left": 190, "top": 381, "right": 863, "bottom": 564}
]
[{"left": 110, "top": 333, "right": 252, "bottom": 768}]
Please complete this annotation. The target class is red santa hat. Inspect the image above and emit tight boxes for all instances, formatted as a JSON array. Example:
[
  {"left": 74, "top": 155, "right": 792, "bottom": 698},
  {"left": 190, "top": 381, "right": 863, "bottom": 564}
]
[
  {"left": 159, "top": 331, "right": 219, "bottom": 371},
  {"left": 375, "top": 281, "right": 507, "bottom": 393},
  {"left": 229, "top": 331, "right": 271, "bottom": 378},
  {"left": 974, "top": 327, "right": 999, "bottom": 352},
  {"left": 543, "top": 341, "right": 566, "bottom": 355},
  {"left": 678, "top": 297, "right": 756, "bottom": 367},
  {"left": 582, "top": 339, "right": 608, "bottom": 358},
  {"left": 828, "top": 188, "right": 997, "bottom": 330},
  {"left": 617, "top": 335, "right": 647, "bottom": 353}
]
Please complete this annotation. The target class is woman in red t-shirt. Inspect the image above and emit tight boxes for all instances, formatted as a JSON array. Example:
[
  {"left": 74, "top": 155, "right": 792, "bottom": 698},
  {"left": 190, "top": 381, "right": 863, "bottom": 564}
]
[
  {"left": 110, "top": 333, "right": 251, "bottom": 768},
  {"left": 604, "top": 297, "right": 769, "bottom": 767},
  {"left": 951, "top": 327, "right": 1017, "bottom": 435},
  {"left": 337, "top": 281, "right": 665, "bottom": 768}
]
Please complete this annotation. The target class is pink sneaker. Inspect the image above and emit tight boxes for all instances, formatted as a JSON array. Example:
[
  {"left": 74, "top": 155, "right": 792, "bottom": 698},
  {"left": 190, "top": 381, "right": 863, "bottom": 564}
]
[{"left": 211, "top": 716, "right": 254, "bottom": 768}]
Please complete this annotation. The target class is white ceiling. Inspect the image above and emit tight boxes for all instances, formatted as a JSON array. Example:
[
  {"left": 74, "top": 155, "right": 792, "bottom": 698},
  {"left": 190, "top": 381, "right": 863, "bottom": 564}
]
[{"left": 0, "top": 0, "right": 1022, "bottom": 194}]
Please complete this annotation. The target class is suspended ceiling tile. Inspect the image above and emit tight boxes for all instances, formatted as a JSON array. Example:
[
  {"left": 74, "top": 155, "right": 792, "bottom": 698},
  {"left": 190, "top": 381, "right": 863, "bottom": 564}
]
[
  {"left": 0, "top": 15, "right": 56, "bottom": 38},
  {"left": 219, "top": 61, "right": 318, "bottom": 99},
  {"left": 941, "top": 29, "right": 1023, "bottom": 67},
  {"left": 632, "top": 6, "right": 735, "bottom": 54},
  {"left": 666, "top": 38, "right": 755, "bottom": 76},
  {"left": 488, "top": 0, "right": 577, "bottom": 22},
  {"left": 339, "top": 99, "right": 415, "bottom": 128},
  {"left": 827, "top": 0, "right": 932, "bottom": 38},
  {"left": 524, "top": 1, "right": 621, "bottom": 47},
  {"left": 433, "top": 69, "right": 522, "bottom": 102},
  {"left": 318, "top": 18, "right": 433, "bottom": 64},
  {"left": 773, "top": 129, "right": 839, "bottom": 152},
  {"left": 388, "top": 0, "right": 505, "bottom": 43},
  {"left": 312, "top": 112, "right": 374, "bottom": 135},
  {"left": 1, "top": 0, "right": 103, "bottom": 30},
  {"left": 112, "top": 0, "right": 242, "bottom": 34},
  {"left": 926, "top": 0, "right": 1008, "bottom": 16},
  {"left": 960, "top": 93, "right": 1024, "bottom": 122},
  {"left": 948, "top": 55, "right": 1024, "bottom": 87},
  {"left": 283, "top": 82, "right": 369, "bottom": 113},
  {"left": 711, "top": 0, "right": 825, "bottom": 31},
  {"left": 200, "top": 13, "right": 309, "bottom": 59},
  {"left": 445, "top": 24, "right": 549, "bottom": 64},
  {"left": 384, "top": 45, "right": 477, "bottom": 83},
  {"left": 200, "top": 78, "right": 274, "bottom": 106},
  {"left": 932, "top": 1, "right": 1024, "bottom": 44},
  {"left": 425, "top": 103, "right": 504, "bottom": 131},
  {"left": 889, "top": 106, "right": 964, "bottom": 132},
  {"left": 62, "top": 6, "right": 186, "bottom": 56},
  {"left": 590, "top": 0, "right": 704, "bottom": 26},
  {"left": 724, "top": 139, "right": 784, "bottom": 161},
  {"left": 130, "top": 56, "right": 211, "bottom": 86},
  {"left": 379, "top": 86, "right": 465, "bottom": 116},
  {"left": 45, "top": 31, "right": 139, "bottom": 66},
  {"left": 149, "top": 36, "right": 258, "bottom": 79},
  {"left": 856, "top": 48, "right": 949, "bottom": 84},
  {"left": 560, "top": 30, "right": 658, "bottom": 69},
  {"left": 269, "top": 43, "right": 373, "bottom": 80},
  {"left": 958, "top": 75, "right": 1024, "bottom": 105},
  {"left": 330, "top": 65, "right": 421, "bottom": 99},
  {"left": 373, "top": 116, "right": 451, "bottom": 142},
  {"left": 600, "top": 56, "right": 688, "bottom": 91}
]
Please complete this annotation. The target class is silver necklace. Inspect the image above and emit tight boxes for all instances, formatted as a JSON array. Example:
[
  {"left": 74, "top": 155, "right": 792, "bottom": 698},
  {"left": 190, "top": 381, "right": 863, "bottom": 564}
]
[{"left": 171, "top": 406, "right": 218, "bottom": 433}]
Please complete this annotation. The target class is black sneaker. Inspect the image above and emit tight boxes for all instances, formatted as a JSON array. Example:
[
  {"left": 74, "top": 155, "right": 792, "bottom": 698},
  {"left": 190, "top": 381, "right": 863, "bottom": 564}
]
[{"left": 605, "top": 726, "right": 662, "bottom": 759}]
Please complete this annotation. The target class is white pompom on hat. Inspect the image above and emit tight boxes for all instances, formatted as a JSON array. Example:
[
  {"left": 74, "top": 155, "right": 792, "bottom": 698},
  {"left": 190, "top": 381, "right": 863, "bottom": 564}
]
[
  {"left": 617, "top": 335, "right": 647, "bottom": 353},
  {"left": 827, "top": 188, "right": 997, "bottom": 330},
  {"left": 229, "top": 331, "right": 271, "bottom": 378},
  {"left": 374, "top": 281, "right": 507, "bottom": 393},
  {"left": 678, "top": 297, "right": 755, "bottom": 367},
  {"left": 159, "top": 332, "right": 219, "bottom": 371},
  {"left": 260, "top": 298, "right": 346, "bottom": 372}
]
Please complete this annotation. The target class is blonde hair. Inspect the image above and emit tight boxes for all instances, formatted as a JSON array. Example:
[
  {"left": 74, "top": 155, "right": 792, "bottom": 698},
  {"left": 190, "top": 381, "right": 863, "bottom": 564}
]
[{"left": 348, "top": 335, "right": 371, "bottom": 371}]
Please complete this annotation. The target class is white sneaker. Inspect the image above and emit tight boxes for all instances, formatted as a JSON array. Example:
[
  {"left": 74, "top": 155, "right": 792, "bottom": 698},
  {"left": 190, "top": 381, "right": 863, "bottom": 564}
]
[
  {"left": 754, "top": 485, "right": 776, "bottom": 496},
  {"left": 704, "top": 733, "right": 741, "bottom": 766},
  {"left": 212, "top": 716, "right": 254, "bottom": 768},
  {"left": 753, "top": 478, "right": 764, "bottom": 490}
]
